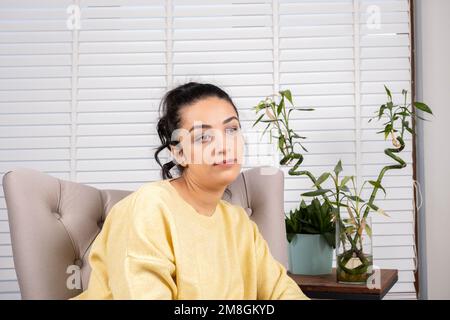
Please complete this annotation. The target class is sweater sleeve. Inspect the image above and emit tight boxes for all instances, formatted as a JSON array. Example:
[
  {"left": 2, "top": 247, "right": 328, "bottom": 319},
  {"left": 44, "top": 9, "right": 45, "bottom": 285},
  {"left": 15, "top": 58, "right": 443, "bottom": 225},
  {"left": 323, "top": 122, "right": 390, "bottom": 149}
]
[
  {"left": 109, "top": 192, "right": 178, "bottom": 300},
  {"left": 250, "top": 220, "right": 309, "bottom": 300}
]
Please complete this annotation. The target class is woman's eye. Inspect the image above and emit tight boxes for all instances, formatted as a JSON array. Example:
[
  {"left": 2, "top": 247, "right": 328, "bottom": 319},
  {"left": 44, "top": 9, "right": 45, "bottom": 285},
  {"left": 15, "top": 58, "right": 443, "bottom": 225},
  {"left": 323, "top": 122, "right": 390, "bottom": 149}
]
[
  {"left": 225, "top": 126, "right": 240, "bottom": 134},
  {"left": 195, "top": 134, "right": 212, "bottom": 143}
]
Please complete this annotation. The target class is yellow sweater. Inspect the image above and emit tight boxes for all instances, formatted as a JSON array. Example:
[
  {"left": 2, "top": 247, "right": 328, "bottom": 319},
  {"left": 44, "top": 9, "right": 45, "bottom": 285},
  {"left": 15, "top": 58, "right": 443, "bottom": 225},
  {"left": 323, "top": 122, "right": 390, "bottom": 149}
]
[{"left": 72, "top": 179, "right": 308, "bottom": 300}]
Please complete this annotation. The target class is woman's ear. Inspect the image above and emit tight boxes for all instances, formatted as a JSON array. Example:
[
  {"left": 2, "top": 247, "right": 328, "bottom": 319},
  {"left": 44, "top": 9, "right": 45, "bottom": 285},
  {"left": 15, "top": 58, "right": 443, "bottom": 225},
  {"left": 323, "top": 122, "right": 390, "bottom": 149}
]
[{"left": 169, "top": 143, "right": 187, "bottom": 168}]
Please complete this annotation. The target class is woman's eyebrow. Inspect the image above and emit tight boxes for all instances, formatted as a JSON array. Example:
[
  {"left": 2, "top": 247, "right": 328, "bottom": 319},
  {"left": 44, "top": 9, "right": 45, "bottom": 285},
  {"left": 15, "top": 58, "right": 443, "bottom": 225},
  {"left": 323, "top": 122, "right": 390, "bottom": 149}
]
[
  {"left": 189, "top": 123, "right": 210, "bottom": 133},
  {"left": 222, "top": 116, "right": 239, "bottom": 125},
  {"left": 188, "top": 116, "right": 240, "bottom": 132}
]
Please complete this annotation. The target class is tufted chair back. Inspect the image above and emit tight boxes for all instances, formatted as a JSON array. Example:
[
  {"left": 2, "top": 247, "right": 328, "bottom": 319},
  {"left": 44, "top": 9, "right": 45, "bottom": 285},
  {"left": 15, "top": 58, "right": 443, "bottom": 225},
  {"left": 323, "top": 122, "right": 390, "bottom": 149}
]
[{"left": 2, "top": 166, "right": 287, "bottom": 299}]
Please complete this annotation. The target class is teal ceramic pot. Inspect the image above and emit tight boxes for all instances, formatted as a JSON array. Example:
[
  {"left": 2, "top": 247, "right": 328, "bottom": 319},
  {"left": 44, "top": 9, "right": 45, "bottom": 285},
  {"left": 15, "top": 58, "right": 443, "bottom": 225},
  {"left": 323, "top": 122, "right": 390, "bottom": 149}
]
[{"left": 288, "top": 234, "right": 333, "bottom": 275}]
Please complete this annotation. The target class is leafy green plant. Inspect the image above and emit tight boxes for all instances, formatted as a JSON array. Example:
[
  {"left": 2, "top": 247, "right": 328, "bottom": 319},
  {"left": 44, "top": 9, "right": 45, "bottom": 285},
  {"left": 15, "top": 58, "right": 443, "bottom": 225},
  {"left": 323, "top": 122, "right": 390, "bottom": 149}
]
[{"left": 285, "top": 197, "right": 335, "bottom": 248}]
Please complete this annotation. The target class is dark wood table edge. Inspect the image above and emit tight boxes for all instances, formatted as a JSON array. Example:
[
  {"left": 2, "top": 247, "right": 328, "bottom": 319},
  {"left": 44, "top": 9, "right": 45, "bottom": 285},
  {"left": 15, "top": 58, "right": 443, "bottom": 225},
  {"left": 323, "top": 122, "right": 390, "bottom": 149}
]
[{"left": 289, "top": 269, "right": 399, "bottom": 300}]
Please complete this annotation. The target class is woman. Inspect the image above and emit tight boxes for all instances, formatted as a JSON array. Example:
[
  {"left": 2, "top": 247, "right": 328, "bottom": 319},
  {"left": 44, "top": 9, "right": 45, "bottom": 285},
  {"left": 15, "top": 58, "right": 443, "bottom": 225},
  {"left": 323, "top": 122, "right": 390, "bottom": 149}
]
[{"left": 73, "top": 82, "right": 308, "bottom": 300}]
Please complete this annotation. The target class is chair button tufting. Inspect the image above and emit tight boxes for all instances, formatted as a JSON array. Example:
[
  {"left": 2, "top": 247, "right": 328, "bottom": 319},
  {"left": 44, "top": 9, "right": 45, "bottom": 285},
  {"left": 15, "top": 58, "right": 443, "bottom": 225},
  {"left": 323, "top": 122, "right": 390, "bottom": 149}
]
[
  {"left": 74, "top": 259, "right": 83, "bottom": 268},
  {"left": 53, "top": 212, "right": 62, "bottom": 220}
]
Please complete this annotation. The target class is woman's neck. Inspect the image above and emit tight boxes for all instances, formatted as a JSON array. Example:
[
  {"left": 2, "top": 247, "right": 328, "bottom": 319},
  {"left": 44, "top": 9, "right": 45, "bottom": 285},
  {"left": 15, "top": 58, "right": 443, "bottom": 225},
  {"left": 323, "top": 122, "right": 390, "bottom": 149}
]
[{"left": 170, "top": 175, "right": 225, "bottom": 216}]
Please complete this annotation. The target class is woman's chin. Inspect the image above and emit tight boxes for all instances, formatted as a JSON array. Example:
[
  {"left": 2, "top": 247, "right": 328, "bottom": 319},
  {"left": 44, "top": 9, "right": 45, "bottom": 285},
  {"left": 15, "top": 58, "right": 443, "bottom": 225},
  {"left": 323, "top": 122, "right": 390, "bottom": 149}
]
[{"left": 211, "top": 164, "right": 241, "bottom": 185}]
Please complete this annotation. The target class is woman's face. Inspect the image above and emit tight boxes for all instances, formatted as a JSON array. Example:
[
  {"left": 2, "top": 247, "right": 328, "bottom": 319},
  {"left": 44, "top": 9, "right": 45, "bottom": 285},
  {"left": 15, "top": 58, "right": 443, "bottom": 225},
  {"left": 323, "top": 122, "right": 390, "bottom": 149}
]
[{"left": 171, "top": 96, "right": 244, "bottom": 189}]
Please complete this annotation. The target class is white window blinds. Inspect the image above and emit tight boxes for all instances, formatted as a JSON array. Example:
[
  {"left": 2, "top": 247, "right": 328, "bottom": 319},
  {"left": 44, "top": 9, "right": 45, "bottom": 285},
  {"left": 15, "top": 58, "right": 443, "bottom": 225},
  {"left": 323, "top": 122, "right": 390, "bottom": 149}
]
[
  {"left": 0, "top": 0, "right": 416, "bottom": 299},
  {"left": 76, "top": 0, "right": 167, "bottom": 189},
  {"left": 0, "top": 0, "right": 74, "bottom": 299}
]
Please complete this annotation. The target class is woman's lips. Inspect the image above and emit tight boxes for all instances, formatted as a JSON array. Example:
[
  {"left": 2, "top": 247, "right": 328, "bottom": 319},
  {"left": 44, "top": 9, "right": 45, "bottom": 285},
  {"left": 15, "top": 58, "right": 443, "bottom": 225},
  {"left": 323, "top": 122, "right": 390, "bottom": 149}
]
[{"left": 213, "top": 159, "right": 237, "bottom": 166}]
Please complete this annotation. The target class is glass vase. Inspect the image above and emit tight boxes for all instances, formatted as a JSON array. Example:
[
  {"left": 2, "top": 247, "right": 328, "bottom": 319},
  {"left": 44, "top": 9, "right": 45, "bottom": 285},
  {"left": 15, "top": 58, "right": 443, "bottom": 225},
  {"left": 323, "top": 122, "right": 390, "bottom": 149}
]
[{"left": 335, "top": 216, "right": 373, "bottom": 284}]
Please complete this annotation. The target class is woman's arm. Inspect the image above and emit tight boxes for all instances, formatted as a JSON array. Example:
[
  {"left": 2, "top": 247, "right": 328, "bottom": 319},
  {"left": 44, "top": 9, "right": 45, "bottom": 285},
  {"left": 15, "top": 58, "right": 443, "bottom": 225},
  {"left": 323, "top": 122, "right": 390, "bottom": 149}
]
[
  {"left": 116, "top": 253, "right": 177, "bottom": 299},
  {"left": 72, "top": 189, "right": 178, "bottom": 300},
  {"left": 78, "top": 229, "right": 177, "bottom": 300},
  {"left": 109, "top": 193, "right": 178, "bottom": 299},
  {"left": 250, "top": 220, "right": 309, "bottom": 300}
]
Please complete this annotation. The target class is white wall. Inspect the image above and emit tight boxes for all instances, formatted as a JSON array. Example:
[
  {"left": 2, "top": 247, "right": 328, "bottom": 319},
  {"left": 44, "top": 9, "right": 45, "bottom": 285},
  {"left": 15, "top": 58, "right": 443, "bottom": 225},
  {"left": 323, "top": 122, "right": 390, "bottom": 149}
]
[{"left": 415, "top": 0, "right": 450, "bottom": 300}]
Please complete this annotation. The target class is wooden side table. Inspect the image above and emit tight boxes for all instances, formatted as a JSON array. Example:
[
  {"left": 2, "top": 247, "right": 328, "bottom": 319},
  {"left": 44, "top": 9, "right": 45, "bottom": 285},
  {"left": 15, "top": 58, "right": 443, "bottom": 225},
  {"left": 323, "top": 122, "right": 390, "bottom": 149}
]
[{"left": 288, "top": 268, "right": 398, "bottom": 300}]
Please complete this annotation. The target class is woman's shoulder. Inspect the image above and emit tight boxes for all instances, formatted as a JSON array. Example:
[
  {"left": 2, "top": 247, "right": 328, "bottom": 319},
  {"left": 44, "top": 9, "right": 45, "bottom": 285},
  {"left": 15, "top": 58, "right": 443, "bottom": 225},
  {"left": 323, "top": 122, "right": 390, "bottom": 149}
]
[
  {"left": 101, "top": 180, "right": 176, "bottom": 245},
  {"left": 130, "top": 179, "right": 176, "bottom": 214},
  {"left": 105, "top": 179, "right": 174, "bottom": 223},
  {"left": 100, "top": 180, "right": 177, "bottom": 263},
  {"left": 107, "top": 179, "right": 167, "bottom": 205},
  {"left": 135, "top": 179, "right": 173, "bottom": 200}
]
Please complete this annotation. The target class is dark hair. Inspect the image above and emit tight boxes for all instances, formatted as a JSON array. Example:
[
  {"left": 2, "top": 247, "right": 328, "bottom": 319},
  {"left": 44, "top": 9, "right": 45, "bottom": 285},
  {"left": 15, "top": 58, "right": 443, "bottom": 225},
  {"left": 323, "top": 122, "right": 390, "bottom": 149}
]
[{"left": 154, "top": 82, "right": 240, "bottom": 180}]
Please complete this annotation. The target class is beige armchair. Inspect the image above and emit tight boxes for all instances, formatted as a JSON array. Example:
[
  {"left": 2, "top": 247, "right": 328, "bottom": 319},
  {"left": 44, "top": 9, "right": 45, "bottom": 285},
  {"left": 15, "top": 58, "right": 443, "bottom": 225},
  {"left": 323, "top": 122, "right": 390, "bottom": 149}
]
[{"left": 2, "top": 166, "right": 288, "bottom": 300}]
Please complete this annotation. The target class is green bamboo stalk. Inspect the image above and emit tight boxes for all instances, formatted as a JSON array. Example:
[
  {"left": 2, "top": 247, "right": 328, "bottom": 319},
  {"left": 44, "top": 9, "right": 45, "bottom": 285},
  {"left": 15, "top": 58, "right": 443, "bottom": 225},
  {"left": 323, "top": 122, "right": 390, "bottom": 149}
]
[{"left": 362, "top": 136, "right": 406, "bottom": 220}]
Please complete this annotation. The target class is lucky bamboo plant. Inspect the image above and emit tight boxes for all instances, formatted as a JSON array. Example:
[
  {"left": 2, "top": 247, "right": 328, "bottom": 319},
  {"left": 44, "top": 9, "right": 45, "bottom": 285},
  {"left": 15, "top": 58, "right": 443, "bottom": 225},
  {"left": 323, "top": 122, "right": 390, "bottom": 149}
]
[
  {"left": 253, "top": 85, "right": 432, "bottom": 283},
  {"left": 253, "top": 90, "right": 314, "bottom": 179},
  {"left": 362, "top": 86, "right": 433, "bottom": 221},
  {"left": 253, "top": 91, "right": 337, "bottom": 274},
  {"left": 301, "top": 163, "right": 378, "bottom": 282},
  {"left": 302, "top": 86, "right": 433, "bottom": 282}
]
